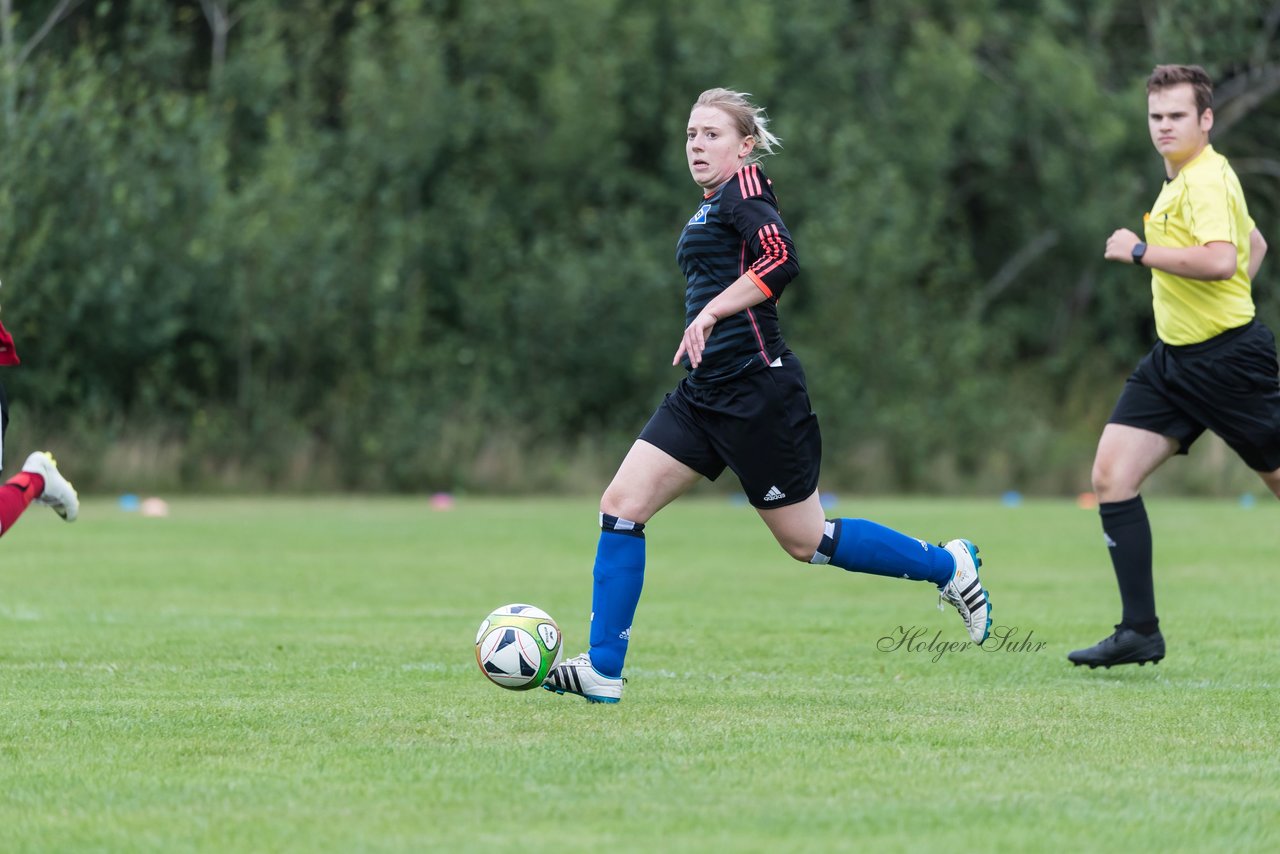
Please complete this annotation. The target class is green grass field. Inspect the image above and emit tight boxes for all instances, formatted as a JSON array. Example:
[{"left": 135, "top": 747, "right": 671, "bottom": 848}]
[{"left": 2, "top": 495, "right": 1277, "bottom": 852}]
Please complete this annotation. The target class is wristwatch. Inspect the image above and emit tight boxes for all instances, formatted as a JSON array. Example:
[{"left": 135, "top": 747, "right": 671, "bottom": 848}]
[{"left": 1132, "top": 242, "right": 1147, "bottom": 266}]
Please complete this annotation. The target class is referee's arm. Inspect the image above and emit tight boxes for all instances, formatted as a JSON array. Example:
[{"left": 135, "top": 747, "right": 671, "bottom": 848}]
[
  {"left": 1249, "top": 228, "right": 1267, "bottom": 280},
  {"left": 1104, "top": 228, "right": 1237, "bottom": 280}
]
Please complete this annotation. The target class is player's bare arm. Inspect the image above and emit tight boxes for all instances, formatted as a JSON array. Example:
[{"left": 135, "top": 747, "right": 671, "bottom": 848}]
[{"left": 1104, "top": 228, "right": 1236, "bottom": 280}]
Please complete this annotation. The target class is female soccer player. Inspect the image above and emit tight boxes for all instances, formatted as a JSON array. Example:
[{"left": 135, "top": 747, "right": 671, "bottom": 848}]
[{"left": 543, "top": 89, "right": 990, "bottom": 703}]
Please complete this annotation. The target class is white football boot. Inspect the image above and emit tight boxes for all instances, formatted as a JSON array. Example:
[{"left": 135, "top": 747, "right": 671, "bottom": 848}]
[
  {"left": 939, "top": 539, "right": 990, "bottom": 644},
  {"left": 542, "top": 652, "right": 624, "bottom": 704},
  {"left": 22, "top": 451, "right": 79, "bottom": 522}
]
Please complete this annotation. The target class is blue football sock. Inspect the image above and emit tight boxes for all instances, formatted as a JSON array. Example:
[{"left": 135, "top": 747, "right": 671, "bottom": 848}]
[
  {"left": 817, "top": 518, "right": 954, "bottom": 586},
  {"left": 587, "top": 515, "right": 646, "bottom": 678}
]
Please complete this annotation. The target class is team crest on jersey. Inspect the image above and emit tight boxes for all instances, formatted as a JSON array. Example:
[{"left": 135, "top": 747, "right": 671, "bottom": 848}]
[{"left": 688, "top": 203, "right": 711, "bottom": 225}]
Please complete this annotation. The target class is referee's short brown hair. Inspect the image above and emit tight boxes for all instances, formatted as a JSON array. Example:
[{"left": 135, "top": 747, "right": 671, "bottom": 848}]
[{"left": 1147, "top": 64, "right": 1213, "bottom": 115}]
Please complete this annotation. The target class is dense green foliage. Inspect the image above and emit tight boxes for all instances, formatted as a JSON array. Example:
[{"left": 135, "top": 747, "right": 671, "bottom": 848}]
[
  {"left": 2, "top": 0, "right": 1280, "bottom": 493},
  {"left": 2, "top": 496, "right": 1278, "bottom": 849}
]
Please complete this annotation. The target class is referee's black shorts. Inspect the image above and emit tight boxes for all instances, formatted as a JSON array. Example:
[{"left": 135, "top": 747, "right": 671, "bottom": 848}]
[
  {"left": 1109, "top": 320, "right": 1280, "bottom": 472},
  {"left": 638, "top": 350, "right": 821, "bottom": 508}
]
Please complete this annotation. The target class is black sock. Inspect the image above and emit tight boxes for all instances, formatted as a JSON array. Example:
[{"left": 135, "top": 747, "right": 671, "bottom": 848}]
[{"left": 1100, "top": 496, "right": 1159, "bottom": 635}]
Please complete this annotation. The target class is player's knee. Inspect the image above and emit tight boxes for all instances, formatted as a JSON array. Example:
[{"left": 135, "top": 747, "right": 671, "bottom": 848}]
[
  {"left": 776, "top": 531, "right": 822, "bottom": 562},
  {"left": 1091, "top": 458, "right": 1127, "bottom": 500},
  {"left": 783, "top": 542, "right": 815, "bottom": 562},
  {"left": 1090, "top": 457, "right": 1109, "bottom": 492},
  {"left": 599, "top": 487, "right": 647, "bottom": 525},
  {"left": 773, "top": 539, "right": 812, "bottom": 562}
]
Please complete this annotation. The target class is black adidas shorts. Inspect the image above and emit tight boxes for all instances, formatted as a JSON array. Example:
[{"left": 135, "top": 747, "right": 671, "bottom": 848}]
[
  {"left": 1109, "top": 320, "right": 1280, "bottom": 472},
  {"left": 638, "top": 350, "right": 821, "bottom": 509}
]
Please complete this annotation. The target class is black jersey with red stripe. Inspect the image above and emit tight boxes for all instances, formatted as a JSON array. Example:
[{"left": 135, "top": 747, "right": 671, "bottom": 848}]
[{"left": 675, "top": 163, "right": 799, "bottom": 385}]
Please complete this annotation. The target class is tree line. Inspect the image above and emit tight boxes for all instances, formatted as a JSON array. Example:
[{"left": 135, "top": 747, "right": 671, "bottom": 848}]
[{"left": 2, "top": 0, "right": 1279, "bottom": 494}]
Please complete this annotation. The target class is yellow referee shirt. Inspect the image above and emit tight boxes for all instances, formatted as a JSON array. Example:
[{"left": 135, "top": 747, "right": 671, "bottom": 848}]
[{"left": 1145, "top": 145, "right": 1256, "bottom": 345}]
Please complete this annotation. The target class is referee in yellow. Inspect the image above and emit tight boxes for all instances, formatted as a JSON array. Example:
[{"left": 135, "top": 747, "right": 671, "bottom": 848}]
[{"left": 1070, "top": 64, "right": 1279, "bottom": 669}]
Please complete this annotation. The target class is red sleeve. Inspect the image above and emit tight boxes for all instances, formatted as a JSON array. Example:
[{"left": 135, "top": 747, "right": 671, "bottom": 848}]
[{"left": 0, "top": 320, "right": 19, "bottom": 366}]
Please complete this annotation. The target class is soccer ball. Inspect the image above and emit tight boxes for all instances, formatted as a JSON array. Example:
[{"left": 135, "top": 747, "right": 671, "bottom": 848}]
[{"left": 474, "top": 604, "right": 563, "bottom": 690}]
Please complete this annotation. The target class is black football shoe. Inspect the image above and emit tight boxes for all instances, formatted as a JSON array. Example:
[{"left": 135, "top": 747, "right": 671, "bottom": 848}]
[{"left": 1068, "top": 625, "right": 1165, "bottom": 668}]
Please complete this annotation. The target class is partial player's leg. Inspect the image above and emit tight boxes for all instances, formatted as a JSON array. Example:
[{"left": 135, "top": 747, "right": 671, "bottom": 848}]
[
  {"left": 1069, "top": 423, "right": 1177, "bottom": 668},
  {"left": 0, "top": 386, "right": 79, "bottom": 535},
  {"left": 0, "top": 452, "right": 79, "bottom": 537},
  {"left": 591, "top": 439, "right": 701, "bottom": 674},
  {"left": 759, "top": 494, "right": 990, "bottom": 644},
  {"left": 599, "top": 439, "right": 705, "bottom": 525},
  {"left": 1199, "top": 320, "right": 1280, "bottom": 499},
  {"left": 738, "top": 355, "right": 990, "bottom": 643},
  {"left": 755, "top": 490, "right": 825, "bottom": 560},
  {"left": 543, "top": 439, "right": 703, "bottom": 704},
  {"left": 1091, "top": 423, "right": 1179, "bottom": 503}
]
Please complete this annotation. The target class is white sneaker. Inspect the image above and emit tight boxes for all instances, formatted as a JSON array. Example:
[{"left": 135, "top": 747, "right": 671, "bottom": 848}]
[
  {"left": 939, "top": 539, "right": 990, "bottom": 644},
  {"left": 22, "top": 451, "right": 78, "bottom": 522},
  {"left": 542, "top": 652, "right": 624, "bottom": 704}
]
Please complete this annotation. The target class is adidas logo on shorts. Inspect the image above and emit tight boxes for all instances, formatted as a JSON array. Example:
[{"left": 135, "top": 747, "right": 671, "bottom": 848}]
[{"left": 763, "top": 485, "right": 786, "bottom": 502}]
